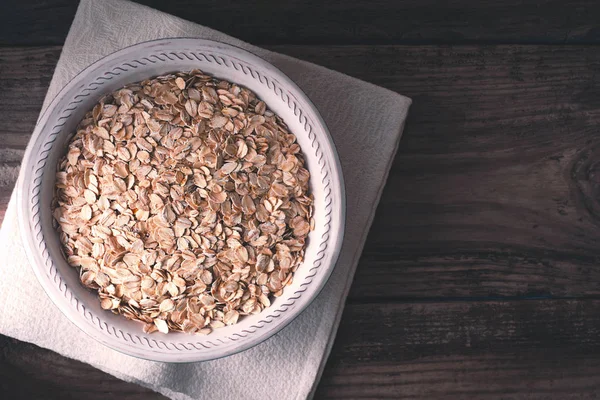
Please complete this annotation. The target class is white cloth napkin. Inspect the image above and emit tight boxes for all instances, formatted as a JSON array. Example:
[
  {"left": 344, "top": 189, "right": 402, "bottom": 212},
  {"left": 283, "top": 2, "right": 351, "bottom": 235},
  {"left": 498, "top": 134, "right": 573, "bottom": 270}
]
[{"left": 0, "top": 1, "right": 411, "bottom": 399}]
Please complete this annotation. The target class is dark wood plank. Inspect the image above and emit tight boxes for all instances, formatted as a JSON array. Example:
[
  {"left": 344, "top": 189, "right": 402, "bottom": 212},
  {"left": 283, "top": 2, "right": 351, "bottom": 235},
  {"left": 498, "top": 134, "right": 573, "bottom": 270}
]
[
  {"left": 3, "top": 299, "right": 600, "bottom": 399},
  {"left": 0, "top": 46, "right": 58, "bottom": 150},
  {"left": 271, "top": 44, "right": 600, "bottom": 300},
  {"left": 0, "top": 336, "right": 164, "bottom": 399},
  {"left": 316, "top": 299, "right": 600, "bottom": 399},
  {"left": 4, "top": 45, "right": 600, "bottom": 299},
  {"left": 319, "top": 355, "right": 600, "bottom": 399},
  {"left": 0, "top": 0, "right": 77, "bottom": 46},
  {"left": 4, "top": 0, "right": 600, "bottom": 46}
]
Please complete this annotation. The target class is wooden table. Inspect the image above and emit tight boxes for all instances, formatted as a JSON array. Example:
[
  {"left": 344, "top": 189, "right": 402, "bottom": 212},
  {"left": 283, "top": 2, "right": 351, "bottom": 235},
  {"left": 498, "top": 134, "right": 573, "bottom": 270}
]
[{"left": 3, "top": 1, "right": 600, "bottom": 398}]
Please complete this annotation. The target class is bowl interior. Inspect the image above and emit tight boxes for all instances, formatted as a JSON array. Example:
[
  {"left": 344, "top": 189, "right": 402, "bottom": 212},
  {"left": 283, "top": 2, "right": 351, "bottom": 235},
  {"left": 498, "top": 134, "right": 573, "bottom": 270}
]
[{"left": 23, "top": 39, "right": 343, "bottom": 361}]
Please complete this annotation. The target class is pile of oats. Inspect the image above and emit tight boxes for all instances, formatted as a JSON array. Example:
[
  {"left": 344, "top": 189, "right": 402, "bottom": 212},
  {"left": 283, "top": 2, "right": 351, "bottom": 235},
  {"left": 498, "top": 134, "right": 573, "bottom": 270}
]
[{"left": 52, "top": 70, "right": 313, "bottom": 334}]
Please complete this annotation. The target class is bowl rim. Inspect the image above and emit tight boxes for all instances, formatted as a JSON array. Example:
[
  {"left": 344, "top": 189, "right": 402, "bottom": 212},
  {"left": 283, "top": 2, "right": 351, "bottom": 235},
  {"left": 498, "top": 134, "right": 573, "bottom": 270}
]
[{"left": 17, "top": 38, "right": 346, "bottom": 362}]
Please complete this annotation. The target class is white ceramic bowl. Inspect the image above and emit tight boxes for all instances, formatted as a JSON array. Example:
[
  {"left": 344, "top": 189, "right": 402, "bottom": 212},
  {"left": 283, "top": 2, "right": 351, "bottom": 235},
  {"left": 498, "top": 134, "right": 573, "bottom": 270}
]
[{"left": 17, "top": 38, "right": 345, "bottom": 362}]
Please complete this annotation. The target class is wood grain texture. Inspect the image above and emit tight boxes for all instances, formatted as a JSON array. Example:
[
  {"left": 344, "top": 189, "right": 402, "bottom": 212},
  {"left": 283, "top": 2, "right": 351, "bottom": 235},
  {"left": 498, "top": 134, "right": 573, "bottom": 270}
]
[
  {"left": 0, "top": 336, "right": 165, "bottom": 399},
  {"left": 0, "top": 46, "right": 58, "bottom": 150},
  {"left": 4, "top": 0, "right": 600, "bottom": 46},
  {"left": 271, "top": 44, "right": 600, "bottom": 300},
  {"left": 3, "top": 299, "right": 600, "bottom": 399},
  {"left": 317, "top": 299, "right": 600, "bottom": 399},
  {"left": 3, "top": 45, "right": 600, "bottom": 299}
]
